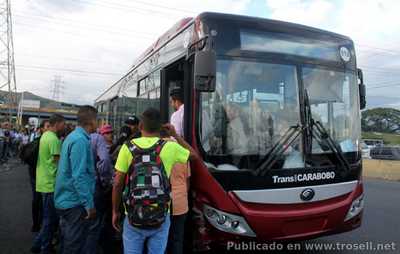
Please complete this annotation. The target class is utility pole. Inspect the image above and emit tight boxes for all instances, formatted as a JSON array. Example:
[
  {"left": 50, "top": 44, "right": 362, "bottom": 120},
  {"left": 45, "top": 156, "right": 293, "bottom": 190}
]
[
  {"left": 50, "top": 75, "right": 64, "bottom": 107},
  {"left": 0, "top": 0, "right": 17, "bottom": 124},
  {"left": 16, "top": 90, "right": 23, "bottom": 126}
]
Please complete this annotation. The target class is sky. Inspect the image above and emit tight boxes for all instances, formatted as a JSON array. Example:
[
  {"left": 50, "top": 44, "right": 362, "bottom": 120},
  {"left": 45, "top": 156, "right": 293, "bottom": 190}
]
[{"left": 7, "top": 0, "right": 400, "bottom": 107}]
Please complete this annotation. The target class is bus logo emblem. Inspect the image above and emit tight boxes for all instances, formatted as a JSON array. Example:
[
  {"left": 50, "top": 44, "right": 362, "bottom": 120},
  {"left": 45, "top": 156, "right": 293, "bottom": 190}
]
[
  {"left": 300, "top": 188, "right": 315, "bottom": 201},
  {"left": 339, "top": 46, "right": 351, "bottom": 62}
]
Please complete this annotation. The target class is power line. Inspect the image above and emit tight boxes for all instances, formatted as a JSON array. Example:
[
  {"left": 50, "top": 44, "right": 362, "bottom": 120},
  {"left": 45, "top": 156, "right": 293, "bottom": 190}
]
[
  {"left": 368, "top": 80, "right": 400, "bottom": 86},
  {"left": 369, "top": 83, "right": 400, "bottom": 89},
  {"left": 361, "top": 67, "right": 400, "bottom": 75},
  {"left": 12, "top": 64, "right": 122, "bottom": 76},
  {"left": 14, "top": 21, "right": 153, "bottom": 45},
  {"left": 14, "top": 67, "right": 119, "bottom": 78},
  {"left": 67, "top": 0, "right": 186, "bottom": 19},
  {"left": 128, "top": 0, "right": 196, "bottom": 14},
  {"left": 16, "top": 52, "right": 99, "bottom": 63},
  {"left": 357, "top": 44, "right": 400, "bottom": 55},
  {"left": 360, "top": 66, "right": 400, "bottom": 72},
  {"left": 14, "top": 12, "right": 157, "bottom": 39}
]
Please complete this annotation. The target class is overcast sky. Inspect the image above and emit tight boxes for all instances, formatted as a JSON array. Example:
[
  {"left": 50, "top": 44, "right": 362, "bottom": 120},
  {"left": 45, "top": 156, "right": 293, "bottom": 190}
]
[{"left": 9, "top": 0, "right": 400, "bottom": 107}]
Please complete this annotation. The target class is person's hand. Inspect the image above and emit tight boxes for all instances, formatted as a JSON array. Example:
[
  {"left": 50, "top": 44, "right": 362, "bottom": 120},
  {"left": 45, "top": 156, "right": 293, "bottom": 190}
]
[
  {"left": 162, "top": 123, "right": 178, "bottom": 138},
  {"left": 112, "top": 211, "right": 121, "bottom": 232},
  {"left": 85, "top": 208, "right": 96, "bottom": 220}
]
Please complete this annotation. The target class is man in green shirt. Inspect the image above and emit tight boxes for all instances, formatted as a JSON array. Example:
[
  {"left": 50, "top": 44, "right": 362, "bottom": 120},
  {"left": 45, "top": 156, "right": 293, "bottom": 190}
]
[
  {"left": 112, "top": 108, "right": 199, "bottom": 254},
  {"left": 31, "top": 114, "right": 65, "bottom": 254}
]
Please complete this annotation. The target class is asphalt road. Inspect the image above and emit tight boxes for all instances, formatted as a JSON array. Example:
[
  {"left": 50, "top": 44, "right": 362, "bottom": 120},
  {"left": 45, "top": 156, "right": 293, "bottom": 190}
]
[{"left": 0, "top": 159, "right": 399, "bottom": 254}]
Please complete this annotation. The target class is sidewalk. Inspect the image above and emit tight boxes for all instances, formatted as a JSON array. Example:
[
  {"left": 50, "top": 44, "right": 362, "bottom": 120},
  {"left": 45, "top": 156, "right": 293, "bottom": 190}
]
[{"left": 0, "top": 159, "right": 34, "bottom": 254}]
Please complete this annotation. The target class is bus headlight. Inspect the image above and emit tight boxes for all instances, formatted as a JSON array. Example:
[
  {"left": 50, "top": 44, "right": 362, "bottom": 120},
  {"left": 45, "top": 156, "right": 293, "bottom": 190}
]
[
  {"left": 203, "top": 204, "right": 256, "bottom": 237},
  {"left": 345, "top": 194, "right": 364, "bottom": 221}
]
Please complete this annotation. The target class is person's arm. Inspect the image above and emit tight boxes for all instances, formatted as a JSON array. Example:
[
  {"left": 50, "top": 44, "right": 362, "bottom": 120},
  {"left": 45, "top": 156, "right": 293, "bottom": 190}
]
[
  {"left": 163, "top": 123, "right": 200, "bottom": 161},
  {"left": 70, "top": 139, "right": 96, "bottom": 218},
  {"left": 112, "top": 171, "right": 125, "bottom": 232},
  {"left": 112, "top": 144, "right": 131, "bottom": 231},
  {"left": 95, "top": 136, "right": 113, "bottom": 187},
  {"left": 49, "top": 137, "right": 61, "bottom": 164},
  {"left": 53, "top": 155, "right": 60, "bottom": 163}
]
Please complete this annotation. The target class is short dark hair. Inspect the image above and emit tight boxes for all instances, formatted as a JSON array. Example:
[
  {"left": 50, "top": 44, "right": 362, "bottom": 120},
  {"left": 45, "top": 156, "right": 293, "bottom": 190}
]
[
  {"left": 169, "top": 87, "right": 183, "bottom": 102},
  {"left": 141, "top": 108, "right": 161, "bottom": 133},
  {"left": 77, "top": 105, "right": 98, "bottom": 126},
  {"left": 125, "top": 115, "right": 140, "bottom": 126},
  {"left": 39, "top": 120, "right": 49, "bottom": 129},
  {"left": 48, "top": 114, "right": 64, "bottom": 126}
]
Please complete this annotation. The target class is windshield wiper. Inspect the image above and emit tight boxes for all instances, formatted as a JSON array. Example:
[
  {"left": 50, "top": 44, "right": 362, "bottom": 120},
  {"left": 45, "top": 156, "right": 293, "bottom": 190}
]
[
  {"left": 303, "top": 90, "right": 351, "bottom": 173},
  {"left": 310, "top": 120, "right": 351, "bottom": 172},
  {"left": 254, "top": 124, "right": 302, "bottom": 176}
]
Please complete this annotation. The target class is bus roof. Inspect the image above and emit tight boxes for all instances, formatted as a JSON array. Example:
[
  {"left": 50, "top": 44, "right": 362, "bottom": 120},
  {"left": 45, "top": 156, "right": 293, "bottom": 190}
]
[
  {"left": 95, "top": 12, "right": 353, "bottom": 103},
  {"left": 198, "top": 12, "right": 352, "bottom": 41},
  {"left": 95, "top": 17, "right": 194, "bottom": 103}
]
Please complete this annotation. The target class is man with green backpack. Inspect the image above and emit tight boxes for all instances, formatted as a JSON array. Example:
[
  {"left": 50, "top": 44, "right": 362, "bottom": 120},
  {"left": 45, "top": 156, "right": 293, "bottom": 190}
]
[{"left": 112, "top": 108, "right": 198, "bottom": 254}]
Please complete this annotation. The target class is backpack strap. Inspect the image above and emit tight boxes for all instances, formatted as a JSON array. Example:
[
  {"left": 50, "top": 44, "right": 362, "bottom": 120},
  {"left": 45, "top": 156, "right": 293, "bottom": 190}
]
[{"left": 125, "top": 139, "right": 167, "bottom": 172}]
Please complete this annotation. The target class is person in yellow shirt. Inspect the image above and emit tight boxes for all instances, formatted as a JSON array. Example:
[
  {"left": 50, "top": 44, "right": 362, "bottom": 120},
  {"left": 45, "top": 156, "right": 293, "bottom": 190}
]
[{"left": 112, "top": 108, "right": 198, "bottom": 254}]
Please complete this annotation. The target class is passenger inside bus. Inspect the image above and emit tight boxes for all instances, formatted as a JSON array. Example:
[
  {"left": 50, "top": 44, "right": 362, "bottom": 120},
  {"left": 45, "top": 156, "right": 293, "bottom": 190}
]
[{"left": 225, "top": 103, "right": 249, "bottom": 155}]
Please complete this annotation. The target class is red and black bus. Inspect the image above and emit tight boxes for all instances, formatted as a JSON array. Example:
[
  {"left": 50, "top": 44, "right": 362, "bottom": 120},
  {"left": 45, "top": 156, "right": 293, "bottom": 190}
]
[{"left": 95, "top": 12, "right": 366, "bottom": 250}]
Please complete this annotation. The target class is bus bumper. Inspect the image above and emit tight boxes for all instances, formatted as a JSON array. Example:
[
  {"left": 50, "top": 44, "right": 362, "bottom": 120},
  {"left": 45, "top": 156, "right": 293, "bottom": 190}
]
[{"left": 192, "top": 181, "right": 363, "bottom": 250}]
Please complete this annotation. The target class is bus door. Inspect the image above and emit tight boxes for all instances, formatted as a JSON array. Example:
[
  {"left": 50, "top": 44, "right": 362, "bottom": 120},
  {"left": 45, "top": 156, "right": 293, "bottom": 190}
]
[{"left": 160, "top": 57, "right": 193, "bottom": 141}]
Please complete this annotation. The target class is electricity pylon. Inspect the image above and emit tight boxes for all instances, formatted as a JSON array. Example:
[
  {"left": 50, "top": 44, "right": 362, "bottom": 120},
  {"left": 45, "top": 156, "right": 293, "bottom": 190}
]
[{"left": 0, "top": 0, "right": 17, "bottom": 124}]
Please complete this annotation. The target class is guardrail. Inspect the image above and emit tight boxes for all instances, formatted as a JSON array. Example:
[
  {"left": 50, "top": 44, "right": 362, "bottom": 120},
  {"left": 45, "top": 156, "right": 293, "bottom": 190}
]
[{"left": 363, "top": 159, "right": 400, "bottom": 181}]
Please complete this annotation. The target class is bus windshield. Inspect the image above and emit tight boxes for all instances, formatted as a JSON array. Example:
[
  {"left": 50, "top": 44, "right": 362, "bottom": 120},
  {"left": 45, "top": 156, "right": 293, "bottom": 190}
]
[
  {"left": 200, "top": 59, "right": 302, "bottom": 163},
  {"left": 199, "top": 59, "right": 360, "bottom": 169},
  {"left": 303, "top": 67, "right": 361, "bottom": 154}
]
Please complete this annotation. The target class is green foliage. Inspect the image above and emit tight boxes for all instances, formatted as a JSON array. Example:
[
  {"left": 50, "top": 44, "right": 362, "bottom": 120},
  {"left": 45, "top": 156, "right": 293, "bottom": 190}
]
[
  {"left": 362, "top": 108, "right": 400, "bottom": 134},
  {"left": 362, "top": 132, "right": 400, "bottom": 145}
]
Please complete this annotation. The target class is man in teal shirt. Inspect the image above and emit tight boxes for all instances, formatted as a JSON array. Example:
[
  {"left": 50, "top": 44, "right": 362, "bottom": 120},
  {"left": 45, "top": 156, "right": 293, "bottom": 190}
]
[
  {"left": 54, "top": 106, "right": 98, "bottom": 254},
  {"left": 31, "top": 114, "right": 65, "bottom": 254}
]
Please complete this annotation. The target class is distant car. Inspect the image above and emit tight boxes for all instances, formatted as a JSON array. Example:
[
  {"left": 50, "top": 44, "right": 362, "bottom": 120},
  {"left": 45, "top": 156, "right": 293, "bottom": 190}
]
[
  {"left": 361, "top": 142, "right": 371, "bottom": 159},
  {"left": 370, "top": 146, "right": 400, "bottom": 160},
  {"left": 364, "top": 139, "right": 384, "bottom": 149}
]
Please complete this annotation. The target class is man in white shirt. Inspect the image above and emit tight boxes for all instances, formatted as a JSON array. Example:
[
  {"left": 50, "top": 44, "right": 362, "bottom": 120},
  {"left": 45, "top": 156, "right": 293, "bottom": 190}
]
[{"left": 170, "top": 88, "right": 184, "bottom": 137}]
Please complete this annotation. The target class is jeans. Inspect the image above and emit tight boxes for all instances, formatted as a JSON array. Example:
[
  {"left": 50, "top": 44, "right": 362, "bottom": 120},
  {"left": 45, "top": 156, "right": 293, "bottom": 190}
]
[
  {"left": 167, "top": 213, "right": 187, "bottom": 254},
  {"left": 58, "top": 206, "right": 91, "bottom": 254},
  {"left": 29, "top": 166, "right": 43, "bottom": 228},
  {"left": 32, "top": 193, "right": 58, "bottom": 254},
  {"left": 122, "top": 216, "right": 171, "bottom": 254},
  {"left": 0, "top": 139, "right": 5, "bottom": 161},
  {"left": 83, "top": 185, "right": 110, "bottom": 254}
]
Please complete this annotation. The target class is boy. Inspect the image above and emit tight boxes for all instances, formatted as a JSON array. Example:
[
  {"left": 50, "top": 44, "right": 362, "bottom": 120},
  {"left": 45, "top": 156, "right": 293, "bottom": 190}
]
[{"left": 112, "top": 108, "right": 198, "bottom": 254}]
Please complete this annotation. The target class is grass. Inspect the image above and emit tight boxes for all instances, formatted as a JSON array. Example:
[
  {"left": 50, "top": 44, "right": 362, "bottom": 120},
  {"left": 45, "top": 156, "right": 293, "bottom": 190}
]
[{"left": 362, "top": 132, "right": 400, "bottom": 145}]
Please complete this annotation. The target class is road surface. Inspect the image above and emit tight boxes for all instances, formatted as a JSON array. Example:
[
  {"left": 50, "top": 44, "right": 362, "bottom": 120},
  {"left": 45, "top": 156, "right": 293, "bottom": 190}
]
[{"left": 0, "top": 159, "right": 399, "bottom": 253}]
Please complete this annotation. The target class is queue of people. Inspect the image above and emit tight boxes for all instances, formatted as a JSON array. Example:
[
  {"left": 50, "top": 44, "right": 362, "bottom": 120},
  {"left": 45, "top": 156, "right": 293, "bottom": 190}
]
[
  {"left": 0, "top": 121, "right": 33, "bottom": 164},
  {"left": 25, "top": 88, "right": 194, "bottom": 254}
]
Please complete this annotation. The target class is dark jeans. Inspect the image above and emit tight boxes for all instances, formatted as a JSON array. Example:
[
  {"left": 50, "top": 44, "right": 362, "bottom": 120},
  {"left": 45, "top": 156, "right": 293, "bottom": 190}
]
[
  {"left": 83, "top": 185, "right": 112, "bottom": 254},
  {"left": 29, "top": 166, "right": 43, "bottom": 228},
  {"left": 32, "top": 193, "right": 58, "bottom": 254},
  {"left": 58, "top": 206, "right": 91, "bottom": 254},
  {"left": 167, "top": 213, "right": 187, "bottom": 254},
  {"left": 0, "top": 140, "right": 6, "bottom": 161}
]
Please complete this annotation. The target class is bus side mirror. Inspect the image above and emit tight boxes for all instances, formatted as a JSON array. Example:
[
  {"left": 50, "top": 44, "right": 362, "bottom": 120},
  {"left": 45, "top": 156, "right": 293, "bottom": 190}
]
[
  {"left": 357, "top": 68, "right": 366, "bottom": 110},
  {"left": 194, "top": 51, "right": 216, "bottom": 92}
]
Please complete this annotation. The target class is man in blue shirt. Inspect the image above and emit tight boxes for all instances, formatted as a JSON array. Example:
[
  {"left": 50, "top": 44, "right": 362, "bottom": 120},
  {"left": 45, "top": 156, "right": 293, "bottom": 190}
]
[{"left": 54, "top": 105, "right": 98, "bottom": 254}]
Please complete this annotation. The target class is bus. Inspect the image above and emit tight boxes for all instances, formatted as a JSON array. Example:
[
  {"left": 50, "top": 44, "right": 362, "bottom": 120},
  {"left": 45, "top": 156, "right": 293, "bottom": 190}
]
[{"left": 95, "top": 12, "right": 366, "bottom": 250}]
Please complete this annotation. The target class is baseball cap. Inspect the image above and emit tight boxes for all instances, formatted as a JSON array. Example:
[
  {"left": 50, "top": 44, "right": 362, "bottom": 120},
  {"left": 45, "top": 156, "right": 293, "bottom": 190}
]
[
  {"left": 99, "top": 124, "right": 113, "bottom": 135},
  {"left": 124, "top": 115, "right": 140, "bottom": 126}
]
